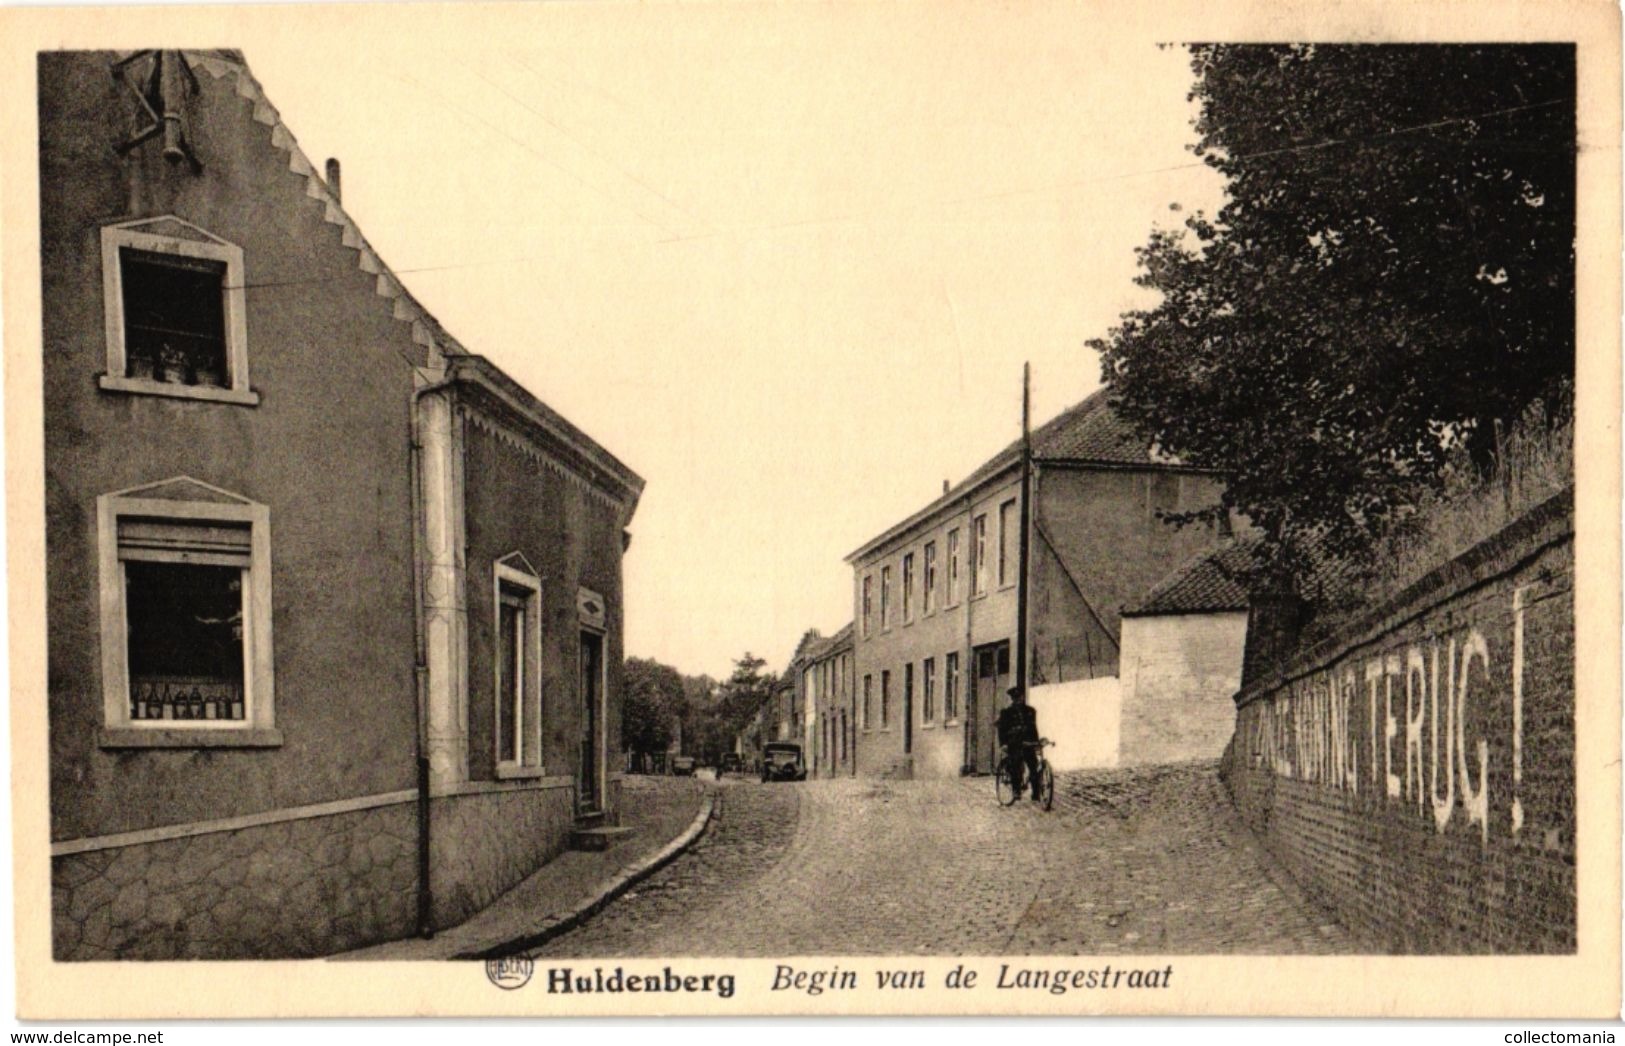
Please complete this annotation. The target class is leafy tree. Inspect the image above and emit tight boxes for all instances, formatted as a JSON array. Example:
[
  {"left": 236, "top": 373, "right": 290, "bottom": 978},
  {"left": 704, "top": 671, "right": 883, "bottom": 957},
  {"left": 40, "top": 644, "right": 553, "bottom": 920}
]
[
  {"left": 685, "top": 653, "right": 778, "bottom": 764},
  {"left": 1091, "top": 44, "right": 1574, "bottom": 577},
  {"left": 622, "top": 657, "right": 687, "bottom": 759}
]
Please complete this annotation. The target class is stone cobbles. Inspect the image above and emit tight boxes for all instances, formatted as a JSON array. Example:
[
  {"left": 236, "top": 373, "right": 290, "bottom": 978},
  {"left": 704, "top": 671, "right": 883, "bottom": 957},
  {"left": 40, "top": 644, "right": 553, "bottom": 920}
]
[{"left": 535, "top": 763, "right": 1352, "bottom": 957}]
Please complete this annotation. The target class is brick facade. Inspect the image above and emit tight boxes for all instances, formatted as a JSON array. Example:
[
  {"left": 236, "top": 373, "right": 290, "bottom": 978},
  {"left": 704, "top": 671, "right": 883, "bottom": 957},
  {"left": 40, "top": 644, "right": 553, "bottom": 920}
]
[{"left": 1222, "top": 491, "right": 1575, "bottom": 953}]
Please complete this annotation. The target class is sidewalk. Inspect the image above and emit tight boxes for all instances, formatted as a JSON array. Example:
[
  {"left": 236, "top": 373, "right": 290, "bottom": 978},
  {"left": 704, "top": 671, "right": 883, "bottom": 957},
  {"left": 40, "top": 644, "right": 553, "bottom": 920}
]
[{"left": 332, "top": 776, "right": 713, "bottom": 961}]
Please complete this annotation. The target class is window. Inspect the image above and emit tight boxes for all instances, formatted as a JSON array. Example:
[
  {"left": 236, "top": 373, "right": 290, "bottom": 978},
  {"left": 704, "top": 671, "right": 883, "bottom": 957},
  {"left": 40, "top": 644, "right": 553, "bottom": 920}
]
[
  {"left": 923, "top": 541, "right": 937, "bottom": 614},
  {"left": 100, "top": 217, "right": 256, "bottom": 405},
  {"left": 862, "top": 575, "right": 873, "bottom": 636},
  {"left": 944, "top": 652, "right": 960, "bottom": 722},
  {"left": 972, "top": 514, "right": 989, "bottom": 596},
  {"left": 863, "top": 674, "right": 873, "bottom": 730},
  {"left": 998, "top": 498, "right": 1017, "bottom": 587},
  {"left": 880, "top": 566, "right": 892, "bottom": 629},
  {"left": 902, "top": 552, "right": 915, "bottom": 623},
  {"left": 904, "top": 662, "right": 914, "bottom": 727},
  {"left": 947, "top": 528, "right": 961, "bottom": 605},
  {"left": 880, "top": 670, "right": 891, "bottom": 728},
  {"left": 922, "top": 657, "right": 936, "bottom": 724},
  {"left": 97, "top": 477, "right": 276, "bottom": 746},
  {"left": 494, "top": 559, "right": 544, "bottom": 777}
]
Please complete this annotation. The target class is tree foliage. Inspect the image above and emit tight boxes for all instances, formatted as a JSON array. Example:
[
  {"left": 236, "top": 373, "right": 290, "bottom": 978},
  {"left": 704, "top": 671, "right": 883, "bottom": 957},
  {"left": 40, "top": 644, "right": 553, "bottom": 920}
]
[
  {"left": 1091, "top": 44, "right": 1574, "bottom": 576},
  {"left": 622, "top": 656, "right": 688, "bottom": 757}
]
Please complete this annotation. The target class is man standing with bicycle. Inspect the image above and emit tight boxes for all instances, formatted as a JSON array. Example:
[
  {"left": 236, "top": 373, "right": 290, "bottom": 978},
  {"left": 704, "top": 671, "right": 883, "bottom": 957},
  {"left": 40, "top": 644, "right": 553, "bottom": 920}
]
[{"left": 997, "top": 685, "right": 1042, "bottom": 802}]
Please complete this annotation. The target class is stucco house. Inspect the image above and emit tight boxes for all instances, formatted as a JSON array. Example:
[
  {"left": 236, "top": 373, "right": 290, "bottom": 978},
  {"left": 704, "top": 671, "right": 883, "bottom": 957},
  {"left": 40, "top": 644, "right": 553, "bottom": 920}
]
[
  {"left": 42, "top": 50, "right": 642, "bottom": 959},
  {"left": 1114, "top": 541, "right": 1254, "bottom": 766}
]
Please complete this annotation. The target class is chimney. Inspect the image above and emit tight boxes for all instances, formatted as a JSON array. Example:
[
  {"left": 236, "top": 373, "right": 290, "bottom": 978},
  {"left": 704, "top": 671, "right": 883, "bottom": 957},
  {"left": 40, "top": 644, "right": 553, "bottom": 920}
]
[
  {"left": 942, "top": 479, "right": 950, "bottom": 495},
  {"left": 325, "top": 158, "right": 342, "bottom": 203}
]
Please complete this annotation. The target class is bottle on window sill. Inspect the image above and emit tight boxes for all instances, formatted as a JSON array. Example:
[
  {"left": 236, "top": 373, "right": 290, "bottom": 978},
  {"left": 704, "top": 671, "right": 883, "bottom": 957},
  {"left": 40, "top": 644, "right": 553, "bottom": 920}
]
[{"left": 158, "top": 343, "right": 189, "bottom": 384}]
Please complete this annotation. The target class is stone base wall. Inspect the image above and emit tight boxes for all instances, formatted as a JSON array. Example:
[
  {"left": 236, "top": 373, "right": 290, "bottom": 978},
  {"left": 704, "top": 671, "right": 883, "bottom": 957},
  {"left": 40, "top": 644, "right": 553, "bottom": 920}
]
[
  {"left": 428, "top": 782, "right": 576, "bottom": 928},
  {"left": 53, "top": 801, "right": 417, "bottom": 960},
  {"left": 54, "top": 779, "right": 584, "bottom": 960}
]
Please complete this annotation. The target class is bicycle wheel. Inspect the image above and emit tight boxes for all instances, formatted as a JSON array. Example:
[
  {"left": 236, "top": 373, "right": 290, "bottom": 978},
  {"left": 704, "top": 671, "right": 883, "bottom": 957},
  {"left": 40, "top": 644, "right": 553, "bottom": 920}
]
[
  {"left": 994, "top": 763, "right": 1018, "bottom": 806},
  {"left": 1039, "top": 761, "right": 1055, "bottom": 811}
]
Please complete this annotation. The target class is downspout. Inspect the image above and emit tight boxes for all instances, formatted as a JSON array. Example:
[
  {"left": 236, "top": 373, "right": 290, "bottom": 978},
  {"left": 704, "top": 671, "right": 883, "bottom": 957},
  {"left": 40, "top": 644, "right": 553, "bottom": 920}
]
[
  {"left": 410, "top": 373, "right": 458, "bottom": 939},
  {"left": 1016, "top": 364, "right": 1032, "bottom": 699},
  {"left": 961, "top": 488, "right": 975, "bottom": 773}
]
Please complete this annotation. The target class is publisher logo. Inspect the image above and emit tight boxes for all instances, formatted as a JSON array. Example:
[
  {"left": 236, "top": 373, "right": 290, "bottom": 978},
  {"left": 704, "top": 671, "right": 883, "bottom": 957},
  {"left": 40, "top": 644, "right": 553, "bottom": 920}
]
[{"left": 486, "top": 956, "right": 535, "bottom": 990}]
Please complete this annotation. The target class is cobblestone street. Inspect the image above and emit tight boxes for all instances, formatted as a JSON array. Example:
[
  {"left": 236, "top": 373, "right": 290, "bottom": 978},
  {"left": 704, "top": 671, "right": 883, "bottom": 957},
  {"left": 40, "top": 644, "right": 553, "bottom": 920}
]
[{"left": 530, "top": 763, "right": 1353, "bottom": 957}]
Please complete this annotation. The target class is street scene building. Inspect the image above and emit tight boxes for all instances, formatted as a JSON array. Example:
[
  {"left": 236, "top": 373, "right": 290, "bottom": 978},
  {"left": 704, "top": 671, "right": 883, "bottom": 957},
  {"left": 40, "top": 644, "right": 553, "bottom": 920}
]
[
  {"left": 42, "top": 50, "right": 641, "bottom": 960},
  {"left": 803, "top": 623, "right": 854, "bottom": 778},
  {"left": 845, "top": 390, "right": 1240, "bottom": 778}
]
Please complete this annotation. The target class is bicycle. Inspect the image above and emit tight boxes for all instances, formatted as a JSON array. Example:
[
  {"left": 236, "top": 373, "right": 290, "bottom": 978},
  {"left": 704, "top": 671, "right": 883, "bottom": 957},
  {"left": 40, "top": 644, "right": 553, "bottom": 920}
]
[{"left": 994, "top": 738, "right": 1055, "bottom": 810}]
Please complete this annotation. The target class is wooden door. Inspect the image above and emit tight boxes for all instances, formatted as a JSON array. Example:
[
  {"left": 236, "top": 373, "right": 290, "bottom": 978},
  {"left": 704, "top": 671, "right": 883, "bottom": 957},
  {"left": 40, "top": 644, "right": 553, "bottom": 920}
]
[{"left": 578, "top": 631, "right": 603, "bottom": 813}]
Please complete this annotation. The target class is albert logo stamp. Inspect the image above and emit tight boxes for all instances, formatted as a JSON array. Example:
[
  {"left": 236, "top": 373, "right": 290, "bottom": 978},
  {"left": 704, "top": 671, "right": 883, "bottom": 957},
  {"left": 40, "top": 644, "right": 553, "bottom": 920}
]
[{"left": 486, "top": 956, "right": 535, "bottom": 991}]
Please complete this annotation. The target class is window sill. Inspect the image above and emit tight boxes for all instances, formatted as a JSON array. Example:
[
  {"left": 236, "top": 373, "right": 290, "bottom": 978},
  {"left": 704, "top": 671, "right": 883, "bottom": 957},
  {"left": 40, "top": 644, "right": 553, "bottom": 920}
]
[
  {"left": 495, "top": 764, "right": 550, "bottom": 781},
  {"left": 100, "top": 727, "right": 283, "bottom": 749},
  {"left": 943, "top": 719, "right": 961, "bottom": 728},
  {"left": 99, "top": 374, "right": 260, "bottom": 406}
]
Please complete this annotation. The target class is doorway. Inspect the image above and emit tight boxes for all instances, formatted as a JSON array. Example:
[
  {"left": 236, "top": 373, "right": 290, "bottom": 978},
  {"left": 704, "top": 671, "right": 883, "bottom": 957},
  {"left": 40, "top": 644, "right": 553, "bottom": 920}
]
[
  {"left": 578, "top": 630, "right": 603, "bottom": 814},
  {"left": 968, "top": 640, "right": 1010, "bottom": 774}
]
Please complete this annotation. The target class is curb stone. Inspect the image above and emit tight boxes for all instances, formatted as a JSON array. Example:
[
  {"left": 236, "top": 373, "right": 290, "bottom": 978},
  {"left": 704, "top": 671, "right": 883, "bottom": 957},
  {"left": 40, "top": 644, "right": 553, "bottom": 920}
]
[{"left": 464, "top": 790, "right": 719, "bottom": 960}]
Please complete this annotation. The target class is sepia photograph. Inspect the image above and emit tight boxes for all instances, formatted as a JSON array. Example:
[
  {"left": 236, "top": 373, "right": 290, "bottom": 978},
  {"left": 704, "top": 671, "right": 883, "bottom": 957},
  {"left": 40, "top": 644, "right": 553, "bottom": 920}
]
[{"left": 2, "top": 0, "right": 1619, "bottom": 1022}]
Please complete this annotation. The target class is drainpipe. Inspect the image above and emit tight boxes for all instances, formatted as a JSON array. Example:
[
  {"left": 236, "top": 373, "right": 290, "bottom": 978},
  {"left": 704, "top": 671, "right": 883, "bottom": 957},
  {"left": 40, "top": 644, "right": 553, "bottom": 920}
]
[
  {"left": 961, "top": 489, "right": 975, "bottom": 773},
  {"left": 410, "top": 372, "right": 457, "bottom": 939},
  {"left": 1016, "top": 363, "right": 1032, "bottom": 698}
]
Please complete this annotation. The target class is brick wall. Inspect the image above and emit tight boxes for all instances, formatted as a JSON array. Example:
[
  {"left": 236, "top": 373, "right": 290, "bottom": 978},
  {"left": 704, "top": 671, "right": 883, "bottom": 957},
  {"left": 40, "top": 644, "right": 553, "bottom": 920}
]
[{"left": 1223, "top": 491, "right": 1574, "bottom": 953}]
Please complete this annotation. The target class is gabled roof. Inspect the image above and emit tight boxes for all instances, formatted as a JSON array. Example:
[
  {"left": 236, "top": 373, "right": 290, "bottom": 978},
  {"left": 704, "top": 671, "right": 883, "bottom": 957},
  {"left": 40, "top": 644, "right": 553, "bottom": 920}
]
[
  {"left": 179, "top": 50, "right": 641, "bottom": 508},
  {"left": 795, "top": 622, "right": 855, "bottom": 665},
  {"left": 1123, "top": 540, "right": 1259, "bottom": 617},
  {"left": 1122, "top": 534, "right": 1367, "bottom": 619},
  {"left": 846, "top": 388, "right": 1211, "bottom": 563}
]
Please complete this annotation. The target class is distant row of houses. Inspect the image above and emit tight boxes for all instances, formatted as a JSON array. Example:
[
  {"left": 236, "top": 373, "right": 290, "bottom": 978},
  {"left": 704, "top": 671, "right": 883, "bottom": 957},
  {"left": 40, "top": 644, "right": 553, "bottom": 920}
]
[{"left": 742, "top": 389, "right": 1257, "bottom": 778}]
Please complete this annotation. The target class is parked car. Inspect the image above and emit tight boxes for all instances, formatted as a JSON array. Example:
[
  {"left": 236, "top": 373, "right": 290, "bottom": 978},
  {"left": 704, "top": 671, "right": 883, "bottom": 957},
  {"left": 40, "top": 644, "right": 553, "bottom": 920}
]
[
  {"left": 719, "top": 753, "right": 743, "bottom": 777},
  {"left": 760, "top": 742, "right": 806, "bottom": 782},
  {"left": 671, "top": 755, "right": 697, "bottom": 776}
]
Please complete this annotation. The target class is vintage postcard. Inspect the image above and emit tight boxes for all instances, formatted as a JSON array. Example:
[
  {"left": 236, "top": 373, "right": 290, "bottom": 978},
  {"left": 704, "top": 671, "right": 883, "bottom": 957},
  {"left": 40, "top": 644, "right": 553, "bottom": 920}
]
[{"left": 1, "top": 0, "right": 1619, "bottom": 1022}]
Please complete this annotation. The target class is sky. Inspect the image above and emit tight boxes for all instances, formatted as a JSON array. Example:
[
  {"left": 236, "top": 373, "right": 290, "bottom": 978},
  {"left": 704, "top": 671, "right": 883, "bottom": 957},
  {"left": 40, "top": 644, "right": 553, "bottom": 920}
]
[{"left": 239, "top": 6, "right": 1228, "bottom": 678}]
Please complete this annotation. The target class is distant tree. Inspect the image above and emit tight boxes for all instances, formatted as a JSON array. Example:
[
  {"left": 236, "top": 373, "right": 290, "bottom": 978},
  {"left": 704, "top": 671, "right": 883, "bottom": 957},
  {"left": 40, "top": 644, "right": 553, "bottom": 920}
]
[
  {"left": 622, "top": 657, "right": 687, "bottom": 761},
  {"left": 687, "top": 653, "right": 778, "bottom": 764},
  {"left": 1091, "top": 44, "right": 1574, "bottom": 577}
]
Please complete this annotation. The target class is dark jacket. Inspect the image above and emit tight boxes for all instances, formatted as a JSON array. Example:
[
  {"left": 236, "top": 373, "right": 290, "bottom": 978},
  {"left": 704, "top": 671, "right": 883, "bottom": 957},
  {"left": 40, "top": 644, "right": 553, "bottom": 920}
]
[{"left": 996, "top": 702, "right": 1038, "bottom": 747}]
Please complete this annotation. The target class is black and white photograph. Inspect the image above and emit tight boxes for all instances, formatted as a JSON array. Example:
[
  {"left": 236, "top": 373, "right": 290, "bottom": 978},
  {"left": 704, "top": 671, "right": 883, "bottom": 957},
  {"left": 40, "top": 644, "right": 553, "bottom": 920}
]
[{"left": 3, "top": 0, "right": 1618, "bottom": 1022}]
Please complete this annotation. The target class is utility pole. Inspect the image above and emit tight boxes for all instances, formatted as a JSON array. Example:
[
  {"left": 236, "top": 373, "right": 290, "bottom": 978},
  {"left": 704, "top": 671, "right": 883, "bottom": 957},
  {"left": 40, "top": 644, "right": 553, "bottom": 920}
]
[{"left": 1016, "top": 363, "right": 1032, "bottom": 699}]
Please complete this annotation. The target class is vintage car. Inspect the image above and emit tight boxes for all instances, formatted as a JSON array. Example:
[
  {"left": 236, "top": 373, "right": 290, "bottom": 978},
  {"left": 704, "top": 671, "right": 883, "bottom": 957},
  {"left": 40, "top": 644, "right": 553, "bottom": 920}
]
[
  {"left": 670, "top": 755, "right": 697, "bottom": 776},
  {"left": 760, "top": 742, "right": 806, "bottom": 782},
  {"left": 719, "top": 753, "right": 744, "bottom": 777}
]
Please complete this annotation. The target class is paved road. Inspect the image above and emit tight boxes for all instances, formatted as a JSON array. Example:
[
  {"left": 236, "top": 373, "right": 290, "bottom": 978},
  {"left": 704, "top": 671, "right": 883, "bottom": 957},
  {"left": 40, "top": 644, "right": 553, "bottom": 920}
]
[{"left": 530, "top": 762, "right": 1352, "bottom": 957}]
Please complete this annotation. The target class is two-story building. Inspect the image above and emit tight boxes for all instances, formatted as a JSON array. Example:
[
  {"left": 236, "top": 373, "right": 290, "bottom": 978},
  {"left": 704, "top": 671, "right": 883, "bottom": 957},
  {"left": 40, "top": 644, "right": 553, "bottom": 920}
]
[
  {"left": 42, "top": 50, "right": 642, "bottom": 959},
  {"left": 845, "top": 389, "right": 1235, "bottom": 778},
  {"left": 799, "top": 623, "right": 854, "bottom": 778}
]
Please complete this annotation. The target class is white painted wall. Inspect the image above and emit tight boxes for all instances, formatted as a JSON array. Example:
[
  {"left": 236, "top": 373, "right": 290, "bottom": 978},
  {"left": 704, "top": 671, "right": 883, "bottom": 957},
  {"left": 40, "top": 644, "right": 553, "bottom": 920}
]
[
  {"left": 1026, "top": 677, "right": 1122, "bottom": 771},
  {"left": 1118, "top": 611, "right": 1248, "bottom": 765}
]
